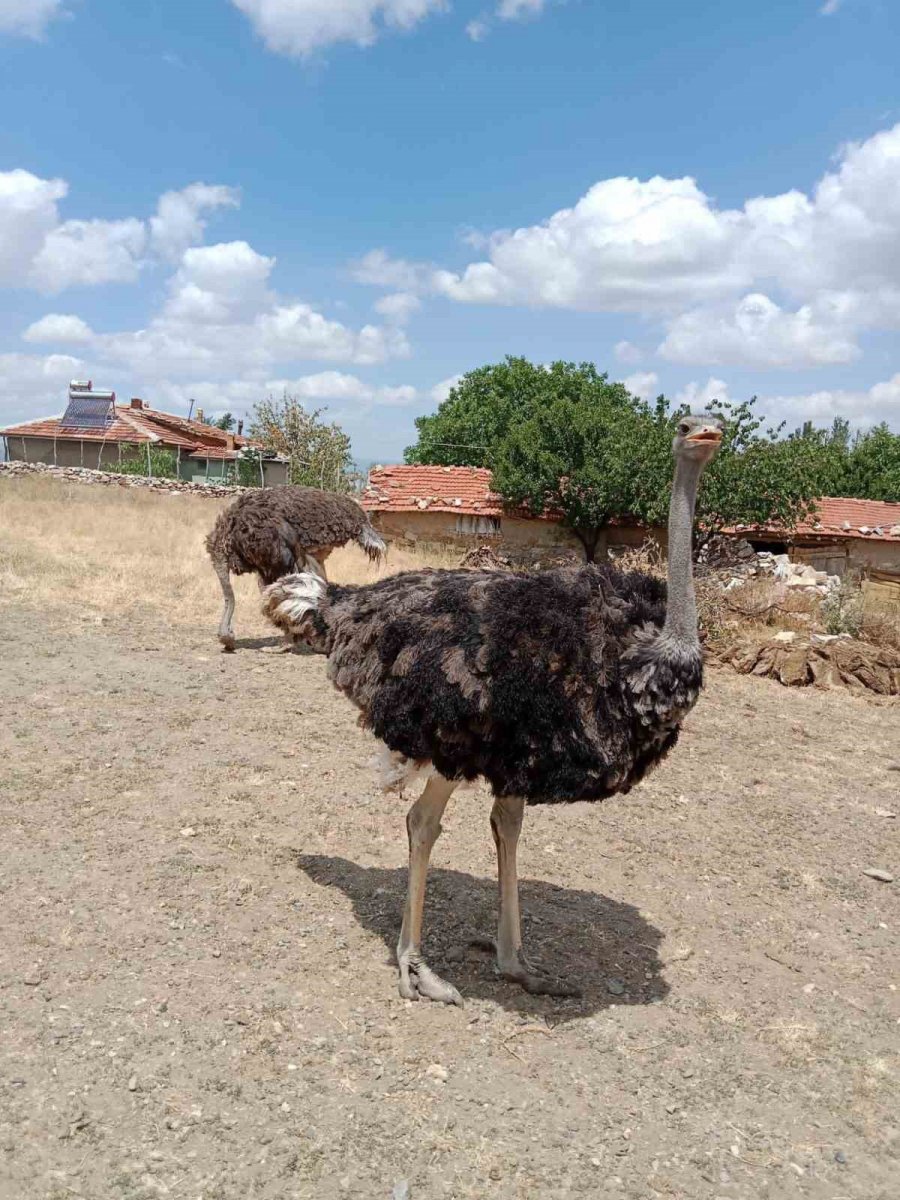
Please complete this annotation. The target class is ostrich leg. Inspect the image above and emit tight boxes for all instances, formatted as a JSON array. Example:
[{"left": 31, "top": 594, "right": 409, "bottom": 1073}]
[
  {"left": 213, "top": 557, "right": 237, "bottom": 652},
  {"left": 483, "top": 795, "right": 580, "bottom": 997},
  {"left": 397, "top": 774, "right": 462, "bottom": 1005}
]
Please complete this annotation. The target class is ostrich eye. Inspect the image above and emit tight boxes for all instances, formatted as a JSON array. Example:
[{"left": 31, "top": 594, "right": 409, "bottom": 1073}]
[{"left": 678, "top": 422, "right": 690, "bottom": 435}]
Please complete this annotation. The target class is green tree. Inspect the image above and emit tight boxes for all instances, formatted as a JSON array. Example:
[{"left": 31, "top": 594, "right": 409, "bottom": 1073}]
[
  {"left": 681, "top": 397, "right": 821, "bottom": 548},
  {"left": 491, "top": 377, "right": 659, "bottom": 561},
  {"left": 199, "top": 411, "right": 236, "bottom": 431},
  {"left": 113, "top": 443, "right": 178, "bottom": 478},
  {"left": 249, "top": 392, "right": 355, "bottom": 492},
  {"left": 844, "top": 424, "right": 900, "bottom": 502},
  {"left": 405, "top": 357, "right": 620, "bottom": 467}
]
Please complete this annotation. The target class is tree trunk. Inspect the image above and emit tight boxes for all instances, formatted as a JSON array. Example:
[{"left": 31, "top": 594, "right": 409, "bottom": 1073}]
[{"left": 573, "top": 526, "right": 604, "bottom": 563}]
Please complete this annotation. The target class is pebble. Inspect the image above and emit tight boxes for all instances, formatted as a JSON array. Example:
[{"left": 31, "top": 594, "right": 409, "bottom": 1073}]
[
  {"left": 834, "top": 1150, "right": 847, "bottom": 1165},
  {"left": 874, "top": 808, "right": 896, "bottom": 819},
  {"left": 863, "top": 868, "right": 894, "bottom": 883},
  {"left": 127, "top": 1075, "right": 138, "bottom": 1092},
  {"left": 180, "top": 827, "right": 197, "bottom": 838},
  {"left": 392, "top": 1183, "right": 410, "bottom": 1200},
  {"left": 606, "top": 978, "right": 626, "bottom": 996},
  {"left": 23, "top": 970, "right": 43, "bottom": 987},
  {"left": 425, "top": 1063, "right": 448, "bottom": 1082}
]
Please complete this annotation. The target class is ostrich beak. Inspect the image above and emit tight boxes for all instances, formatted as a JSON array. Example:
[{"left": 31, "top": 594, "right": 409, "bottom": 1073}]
[{"left": 686, "top": 428, "right": 723, "bottom": 444}]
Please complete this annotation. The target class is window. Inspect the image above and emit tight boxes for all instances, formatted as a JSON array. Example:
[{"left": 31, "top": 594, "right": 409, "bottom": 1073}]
[{"left": 455, "top": 515, "right": 501, "bottom": 537}]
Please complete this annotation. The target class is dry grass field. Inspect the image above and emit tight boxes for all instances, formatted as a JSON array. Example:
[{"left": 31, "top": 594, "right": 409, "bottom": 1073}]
[{"left": 0, "top": 475, "right": 898, "bottom": 1200}]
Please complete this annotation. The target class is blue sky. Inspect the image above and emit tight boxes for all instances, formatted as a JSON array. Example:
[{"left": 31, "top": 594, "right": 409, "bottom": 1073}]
[{"left": 1, "top": 0, "right": 898, "bottom": 461}]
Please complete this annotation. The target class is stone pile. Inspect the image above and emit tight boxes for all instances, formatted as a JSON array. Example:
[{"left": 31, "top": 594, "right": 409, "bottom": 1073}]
[
  {"left": 0, "top": 459, "right": 243, "bottom": 498},
  {"left": 698, "top": 534, "right": 838, "bottom": 597},
  {"left": 458, "top": 545, "right": 512, "bottom": 571},
  {"left": 728, "top": 631, "right": 900, "bottom": 696}
]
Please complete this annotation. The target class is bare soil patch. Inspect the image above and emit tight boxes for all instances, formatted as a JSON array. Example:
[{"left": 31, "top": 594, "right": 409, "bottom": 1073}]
[{"left": 0, "top": 478, "right": 898, "bottom": 1199}]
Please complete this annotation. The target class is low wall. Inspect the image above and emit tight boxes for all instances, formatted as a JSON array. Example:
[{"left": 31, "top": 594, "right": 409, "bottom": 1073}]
[{"left": 0, "top": 459, "right": 244, "bottom": 499}]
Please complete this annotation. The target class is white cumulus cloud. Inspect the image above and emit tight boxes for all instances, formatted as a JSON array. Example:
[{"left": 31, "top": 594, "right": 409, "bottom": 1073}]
[
  {"left": 30, "top": 217, "right": 148, "bottom": 292},
  {"left": 23, "top": 313, "right": 94, "bottom": 343},
  {"left": 622, "top": 371, "right": 659, "bottom": 401},
  {"left": 367, "top": 123, "right": 900, "bottom": 371},
  {"left": 0, "top": 169, "right": 239, "bottom": 293},
  {"left": 0, "top": 352, "right": 86, "bottom": 426},
  {"left": 149, "top": 184, "right": 240, "bottom": 262},
  {"left": 231, "top": 0, "right": 447, "bottom": 57},
  {"left": 0, "top": 169, "right": 67, "bottom": 285},
  {"left": 0, "top": 0, "right": 66, "bottom": 38},
  {"left": 659, "top": 293, "right": 860, "bottom": 368},
  {"left": 373, "top": 291, "right": 421, "bottom": 323}
]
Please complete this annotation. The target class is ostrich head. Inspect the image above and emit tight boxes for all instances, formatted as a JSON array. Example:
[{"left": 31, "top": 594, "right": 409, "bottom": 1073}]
[{"left": 672, "top": 413, "right": 724, "bottom": 465}]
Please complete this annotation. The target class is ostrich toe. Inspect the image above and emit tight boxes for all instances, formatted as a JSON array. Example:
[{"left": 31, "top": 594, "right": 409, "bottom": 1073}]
[
  {"left": 398, "top": 954, "right": 463, "bottom": 1006},
  {"left": 471, "top": 936, "right": 581, "bottom": 998}
]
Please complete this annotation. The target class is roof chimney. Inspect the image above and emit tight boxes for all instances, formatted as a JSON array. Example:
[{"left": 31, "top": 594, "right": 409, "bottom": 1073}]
[
  {"left": 196, "top": 408, "right": 204, "bottom": 424},
  {"left": 130, "top": 397, "right": 143, "bottom": 410},
  {"left": 225, "top": 433, "right": 235, "bottom": 452},
  {"left": 237, "top": 420, "right": 244, "bottom": 437}
]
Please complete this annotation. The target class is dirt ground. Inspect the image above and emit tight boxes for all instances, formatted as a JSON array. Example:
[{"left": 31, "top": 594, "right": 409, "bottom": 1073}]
[{"left": 0, "top": 484, "right": 898, "bottom": 1200}]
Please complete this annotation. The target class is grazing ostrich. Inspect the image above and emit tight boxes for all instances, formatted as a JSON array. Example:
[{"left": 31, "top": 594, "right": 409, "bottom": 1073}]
[
  {"left": 262, "top": 416, "right": 722, "bottom": 1003},
  {"left": 206, "top": 486, "right": 385, "bottom": 652}
]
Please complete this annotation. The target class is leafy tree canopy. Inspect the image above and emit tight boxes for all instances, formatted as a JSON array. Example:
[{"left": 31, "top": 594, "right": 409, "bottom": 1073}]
[
  {"left": 405, "top": 358, "right": 866, "bottom": 558},
  {"left": 249, "top": 392, "right": 355, "bottom": 492}
]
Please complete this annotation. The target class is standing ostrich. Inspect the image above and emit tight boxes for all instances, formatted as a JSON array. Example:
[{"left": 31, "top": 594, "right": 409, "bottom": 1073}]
[
  {"left": 206, "top": 486, "right": 385, "bottom": 652},
  {"left": 262, "top": 416, "right": 722, "bottom": 1003}
]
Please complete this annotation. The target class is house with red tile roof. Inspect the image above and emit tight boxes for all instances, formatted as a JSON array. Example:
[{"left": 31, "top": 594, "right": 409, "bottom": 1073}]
[
  {"left": 0, "top": 383, "right": 288, "bottom": 485},
  {"left": 362, "top": 464, "right": 900, "bottom": 583},
  {"left": 362, "top": 464, "right": 647, "bottom": 561}
]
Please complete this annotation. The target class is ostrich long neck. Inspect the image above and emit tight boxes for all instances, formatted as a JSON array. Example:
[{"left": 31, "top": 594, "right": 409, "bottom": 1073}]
[{"left": 662, "top": 454, "right": 703, "bottom": 650}]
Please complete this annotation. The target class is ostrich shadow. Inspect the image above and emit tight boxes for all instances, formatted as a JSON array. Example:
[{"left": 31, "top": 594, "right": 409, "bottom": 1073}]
[
  {"left": 294, "top": 854, "right": 669, "bottom": 1021},
  {"left": 226, "top": 636, "right": 321, "bottom": 655}
]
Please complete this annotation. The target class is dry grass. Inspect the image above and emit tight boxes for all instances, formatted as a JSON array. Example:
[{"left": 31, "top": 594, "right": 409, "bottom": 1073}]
[{"left": 0, "top": 475, "right": 454, "bottom": 631}]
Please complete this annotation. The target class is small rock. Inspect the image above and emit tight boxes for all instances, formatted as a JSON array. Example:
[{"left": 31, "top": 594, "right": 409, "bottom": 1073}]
[
  {"left": 863, "top": 868, "right": 894, "bottom": 883},
  {"left": 23, "top": 970, "right": 43, "bottom": 987},
  {"left": 425, "top": 1063, "right": 448, "bottom": 1082},
  {"left": 834, "top": 1150, "right": 847, "bottom": 1165},
  {"left": 874, "top": 808, "right": 896, "bottom": 819},
  {"left": 127, "top": 1075, "right": 138, "bottom": 1092},
  {"left": 180, "top": 826, "right": 197, "bottom": 838},
  {"left": 392, "top": 1183, "right": 410, "bottom": 1200},
  {"left": 606, "top": 978, "right": 626, "bottom": 996}
]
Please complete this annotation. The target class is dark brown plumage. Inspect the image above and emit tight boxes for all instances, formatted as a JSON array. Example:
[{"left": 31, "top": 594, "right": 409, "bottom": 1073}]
[
  {"left": 264, "top": 564, "right": 698, "bottom": 803},
  {"left": 206, "top": 485, "right": 385, "bottom": 651},
  {"left": 261, "top": 416, "right": 723, "bottom": 1005}
]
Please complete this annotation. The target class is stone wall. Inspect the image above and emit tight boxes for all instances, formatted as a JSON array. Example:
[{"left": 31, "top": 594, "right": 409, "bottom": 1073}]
[{"left": 0, "top": 459, "right": 244, "bottom": 499}]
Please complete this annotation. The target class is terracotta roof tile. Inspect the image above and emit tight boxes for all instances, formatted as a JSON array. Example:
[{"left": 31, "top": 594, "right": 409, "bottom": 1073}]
[
  {"left": 0, "top": 405, "right": 264, "bottom": 458},
  {"left": 733, "top": 497, "right": 900, "bottom": 543},
  {"left": 363, "top": 465, "right": 504, "bottom": 516}
]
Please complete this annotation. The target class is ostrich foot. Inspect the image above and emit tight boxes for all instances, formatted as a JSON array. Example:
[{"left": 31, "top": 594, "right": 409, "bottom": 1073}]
[
  {"left": 219, "top": 634, "right": 236, "bottom": 653},
  {"left": 398, "top": 953, "right": 463, "bottom": 1006},
  {"left": 470, "top": 937, "right": 581, "bottom": 998}
]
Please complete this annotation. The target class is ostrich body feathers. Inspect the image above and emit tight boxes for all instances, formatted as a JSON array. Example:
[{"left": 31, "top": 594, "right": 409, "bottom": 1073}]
[
  {"left": 206, "top": 486, "right": 384, "bottom": 584},
  {"left": 264, "top": 565, "right": 703, "bottom": 805}
]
